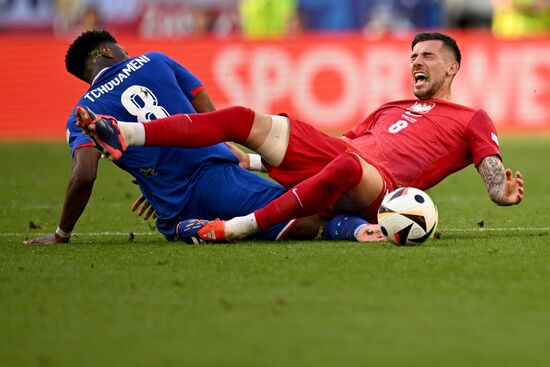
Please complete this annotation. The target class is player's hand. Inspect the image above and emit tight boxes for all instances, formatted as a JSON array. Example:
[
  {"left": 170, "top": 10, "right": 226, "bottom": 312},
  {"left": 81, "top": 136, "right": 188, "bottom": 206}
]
[
  {"left": 23, "top": 233, "right": 69, "bottom": 245},
  {"left": 225, "top": 142, "right": 250, "bottom": 170},
  {"left": 130, "top": 179, "right": 156, "bottom": 221},
  {"left": 500, "top": 169, "right": 524, "bottom": 206},
  {"left": 355, "top": 224, "right": 387, "bottom": 242},
  {"left": 131, "top": 195, "right": 156, "bottom": 221}
]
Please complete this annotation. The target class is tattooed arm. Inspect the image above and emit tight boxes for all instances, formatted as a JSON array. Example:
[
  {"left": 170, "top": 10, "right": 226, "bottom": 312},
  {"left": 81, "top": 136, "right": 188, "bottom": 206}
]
[{"left": 477, "top": 155, "right": 524, "bottom": 206}]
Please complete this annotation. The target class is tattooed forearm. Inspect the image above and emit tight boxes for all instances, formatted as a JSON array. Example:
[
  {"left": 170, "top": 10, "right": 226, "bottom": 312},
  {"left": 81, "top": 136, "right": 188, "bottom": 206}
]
[{"left": 477, "top": 155, "right": 507, "bottom": 205}]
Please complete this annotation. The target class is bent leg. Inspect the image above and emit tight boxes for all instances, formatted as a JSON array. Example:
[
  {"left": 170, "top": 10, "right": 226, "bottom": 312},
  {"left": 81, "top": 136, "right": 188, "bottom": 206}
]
[
  {"left": 254, "top": 152, "right": 383, "bottom": 231},
  {"left": 331, "top": 154, "right": 385, "bottom": 215},
  {"left": 197, "top": 153, "right": 385, "bottom": 242}
]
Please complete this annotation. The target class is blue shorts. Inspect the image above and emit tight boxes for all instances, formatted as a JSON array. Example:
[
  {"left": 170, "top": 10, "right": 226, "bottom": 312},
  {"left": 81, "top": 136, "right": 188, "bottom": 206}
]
[{"left": 157, "top": 161, "right": 293, "bottom": 241}]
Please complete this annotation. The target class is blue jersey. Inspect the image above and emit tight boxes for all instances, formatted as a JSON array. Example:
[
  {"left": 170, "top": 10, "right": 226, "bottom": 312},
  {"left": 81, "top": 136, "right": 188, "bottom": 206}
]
[{"left": 66, "top": 52, "right": 287, "bottom": 239}]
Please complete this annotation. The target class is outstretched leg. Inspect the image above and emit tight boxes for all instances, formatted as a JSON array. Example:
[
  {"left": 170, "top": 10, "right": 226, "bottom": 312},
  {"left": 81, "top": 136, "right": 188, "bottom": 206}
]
[
  {"left": 142, "top": 106, "right": 256, "bottom": 147},
  {"left": 141, "top": 107, "right": 290, "bottom": 166},
  {"left": 76, "top": 105, "right": 289, "bottom": 165}
]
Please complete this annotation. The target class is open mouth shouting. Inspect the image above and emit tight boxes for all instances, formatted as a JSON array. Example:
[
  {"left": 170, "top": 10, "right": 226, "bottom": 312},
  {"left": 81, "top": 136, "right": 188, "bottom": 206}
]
[{"left": 414, "top": 71, "right": 430, "bottom": 88}]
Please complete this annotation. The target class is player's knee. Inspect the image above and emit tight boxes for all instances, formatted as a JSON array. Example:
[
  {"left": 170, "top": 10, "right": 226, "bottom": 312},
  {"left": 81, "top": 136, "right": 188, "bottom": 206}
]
[
  {"left": 224, "top": 106, "right": 255, "bottom": 141},
  {"left": 321, "top": 153, "right": 363, "bottom": 191},
  {"left": 227, "top": 105, "right": 251, "bottom": 115},
  {"left": 225, "top": 106, "right": 254, "bottom": 124}
]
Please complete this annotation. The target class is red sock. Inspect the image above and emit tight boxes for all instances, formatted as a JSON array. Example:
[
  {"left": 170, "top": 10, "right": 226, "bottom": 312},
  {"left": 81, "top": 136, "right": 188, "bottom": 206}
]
[
  {"left": 143, "top": 106, "right": 255, "bottom": 147},
  {"left": 254, "top": 153, "right": 363, "bottom": 229}
]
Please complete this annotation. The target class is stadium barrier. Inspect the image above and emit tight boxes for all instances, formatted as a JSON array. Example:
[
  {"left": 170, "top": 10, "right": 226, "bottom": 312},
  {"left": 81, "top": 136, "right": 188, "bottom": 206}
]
[{"left": 1, "top": 32, "right": 549, "bottom": 140}]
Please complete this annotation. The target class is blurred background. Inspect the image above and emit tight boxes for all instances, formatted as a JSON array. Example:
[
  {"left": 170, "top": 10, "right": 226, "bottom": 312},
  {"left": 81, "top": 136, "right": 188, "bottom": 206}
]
[{"left": 1, "top": 0, "right": 550, "bottom": 139}]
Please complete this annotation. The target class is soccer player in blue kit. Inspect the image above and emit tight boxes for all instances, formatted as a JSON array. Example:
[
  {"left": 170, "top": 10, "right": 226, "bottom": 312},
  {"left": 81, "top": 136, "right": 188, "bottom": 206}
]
[{"left": 25, "top": 30, "right": 331, "bottom": 244}]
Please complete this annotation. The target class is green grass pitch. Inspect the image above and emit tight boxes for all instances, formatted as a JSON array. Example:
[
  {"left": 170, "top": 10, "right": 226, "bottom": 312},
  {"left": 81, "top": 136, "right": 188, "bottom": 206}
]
[{"left": 1, "top": 137, "right": 549, "bottom": 367}]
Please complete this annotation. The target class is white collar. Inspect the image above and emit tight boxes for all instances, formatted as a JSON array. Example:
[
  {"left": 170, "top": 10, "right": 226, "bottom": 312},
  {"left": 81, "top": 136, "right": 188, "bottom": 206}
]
[{"left": 91, "top": 67, "right": 110, "bottom": 85}]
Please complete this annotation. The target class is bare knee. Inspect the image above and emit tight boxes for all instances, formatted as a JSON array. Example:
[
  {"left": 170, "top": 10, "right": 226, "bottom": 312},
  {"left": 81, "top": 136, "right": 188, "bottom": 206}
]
[{"left": 246, "top": 113, "right": 273, "bottom": 150}]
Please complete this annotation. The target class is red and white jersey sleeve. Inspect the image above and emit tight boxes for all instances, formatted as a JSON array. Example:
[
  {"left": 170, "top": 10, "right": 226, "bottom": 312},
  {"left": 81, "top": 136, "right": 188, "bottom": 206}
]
[{"left": 466, "top": 109, "right": 501, "bottom": 166}]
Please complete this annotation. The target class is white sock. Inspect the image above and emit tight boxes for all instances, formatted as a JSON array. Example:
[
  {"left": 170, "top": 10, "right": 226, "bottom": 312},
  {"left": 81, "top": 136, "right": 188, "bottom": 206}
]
[
  {"left": 224, "top": 213, "right": 259, "bottom": 240},
  {"left": 118, "top": 122, "right": 146, "bottom": 146}
]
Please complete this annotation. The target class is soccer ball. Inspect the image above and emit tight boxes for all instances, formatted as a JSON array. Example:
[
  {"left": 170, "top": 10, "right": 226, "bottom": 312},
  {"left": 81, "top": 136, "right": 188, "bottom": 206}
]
[{"left": 377, "top": 187, "right": 438, "bottom": 246}]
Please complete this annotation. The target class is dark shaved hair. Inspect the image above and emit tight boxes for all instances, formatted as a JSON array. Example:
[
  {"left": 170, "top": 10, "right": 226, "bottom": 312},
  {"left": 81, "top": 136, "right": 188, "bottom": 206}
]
[
  {"left": 412, "top": 32, "right": 461, "bottom": 65},
  {"left": 65, "top": 30, "right": 117, "bottom": 81}
]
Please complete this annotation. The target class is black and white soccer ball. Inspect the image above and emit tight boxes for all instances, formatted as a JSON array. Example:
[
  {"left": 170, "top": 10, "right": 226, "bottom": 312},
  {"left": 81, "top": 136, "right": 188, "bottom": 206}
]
[{"left": 377, "top": 187, "right": 438, "bottom": 246}]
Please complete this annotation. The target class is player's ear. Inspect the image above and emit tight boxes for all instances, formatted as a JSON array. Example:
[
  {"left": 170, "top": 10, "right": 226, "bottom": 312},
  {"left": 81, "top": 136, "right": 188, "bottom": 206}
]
[
  {"left": 447, "top": 60, "right": 459, "bottom": 77},
  {"left": 99, "top": 46, "right": 114, "bottom": 59}
]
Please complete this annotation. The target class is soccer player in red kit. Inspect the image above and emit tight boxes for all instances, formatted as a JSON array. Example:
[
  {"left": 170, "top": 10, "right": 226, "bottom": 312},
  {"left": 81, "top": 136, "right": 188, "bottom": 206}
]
[{"left": 77, "top": 32, "right": 524, "bottom": 242}]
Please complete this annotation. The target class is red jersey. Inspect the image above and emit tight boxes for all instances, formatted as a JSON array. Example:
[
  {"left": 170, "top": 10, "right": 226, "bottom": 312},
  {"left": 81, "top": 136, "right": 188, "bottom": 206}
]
[{"left": 344, "top": 99, "right": 501, "bottom": 190}]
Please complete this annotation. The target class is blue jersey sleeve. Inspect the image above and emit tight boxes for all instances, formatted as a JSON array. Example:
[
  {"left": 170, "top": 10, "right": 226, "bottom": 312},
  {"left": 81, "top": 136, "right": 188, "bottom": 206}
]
[
  {"left": 152, "top": 52, "right": 204, "bottom": 101},
  {"left": 66, "top": 105, "right": 93, "bottom": 156},
  {"left": 168, "top": 53, "right": 204, "bottom": 101}
]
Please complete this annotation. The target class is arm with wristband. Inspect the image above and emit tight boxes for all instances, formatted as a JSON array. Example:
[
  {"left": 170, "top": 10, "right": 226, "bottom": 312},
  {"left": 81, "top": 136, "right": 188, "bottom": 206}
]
[{"left": 24, "top": 147, "right": 101, "bottom": 244}]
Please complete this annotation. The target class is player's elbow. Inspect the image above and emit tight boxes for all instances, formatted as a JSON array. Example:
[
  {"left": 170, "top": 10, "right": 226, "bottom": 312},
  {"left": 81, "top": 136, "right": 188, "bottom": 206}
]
[
  {"left": 71, "top": 147, "right": 100, "bottom": 184},
  {"left": 71, "top": 166, "right": 97, "bottom": 186}
]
